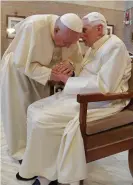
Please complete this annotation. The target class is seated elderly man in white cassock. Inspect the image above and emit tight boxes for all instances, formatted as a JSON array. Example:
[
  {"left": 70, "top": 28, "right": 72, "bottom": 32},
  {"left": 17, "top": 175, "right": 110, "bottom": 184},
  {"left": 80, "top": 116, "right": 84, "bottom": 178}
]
[
  {"left": 1, "top": 13, "right": 83, "bottom": 162},
  {"left": 16, "top": 12, "right": 131, "bottom": 185}
]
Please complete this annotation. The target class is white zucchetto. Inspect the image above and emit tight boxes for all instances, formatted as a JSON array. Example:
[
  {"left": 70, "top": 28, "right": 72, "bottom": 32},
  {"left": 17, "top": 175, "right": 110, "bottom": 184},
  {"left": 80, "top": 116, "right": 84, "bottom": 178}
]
[
  {"left": 60, "top": 13, "right": 83, "bottom": 33},
  {"left": 83, "top": 12, "right": 107, "bottom": 24}
]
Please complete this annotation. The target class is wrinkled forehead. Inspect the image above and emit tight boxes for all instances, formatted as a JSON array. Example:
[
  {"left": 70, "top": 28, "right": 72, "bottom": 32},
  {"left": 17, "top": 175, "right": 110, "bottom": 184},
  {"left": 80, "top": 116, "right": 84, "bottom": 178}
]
[
  {"left": 64, "top": 27, "right": 80, "bottom": 37},
  {"left": 82, "top": 18, "right": 93, "bottom": 30},
  {"left": 65, "top": 26, "right": 80, "bottom": 34},
  {"left": 62, "top": 30, "right": 79, "bottom": 43},
  {"left": 82, "top": 18, "right": 98, "bottom": 29}
]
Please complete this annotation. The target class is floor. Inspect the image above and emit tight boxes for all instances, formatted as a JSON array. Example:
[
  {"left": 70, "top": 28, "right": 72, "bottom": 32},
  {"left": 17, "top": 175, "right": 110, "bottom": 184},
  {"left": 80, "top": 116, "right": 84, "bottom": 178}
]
[{"left": 1, "top": 122, "right": 133, "bottom": 185}]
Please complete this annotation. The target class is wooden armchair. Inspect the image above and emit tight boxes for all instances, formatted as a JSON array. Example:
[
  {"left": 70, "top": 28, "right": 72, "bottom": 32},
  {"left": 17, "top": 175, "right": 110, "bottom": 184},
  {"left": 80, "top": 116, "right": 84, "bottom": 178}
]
[
  {"left": 48, "top": 62, "right": 133, "bottom": 182},
  {"left": 77, "top": 92, "right": 133, "bottom": 181}
]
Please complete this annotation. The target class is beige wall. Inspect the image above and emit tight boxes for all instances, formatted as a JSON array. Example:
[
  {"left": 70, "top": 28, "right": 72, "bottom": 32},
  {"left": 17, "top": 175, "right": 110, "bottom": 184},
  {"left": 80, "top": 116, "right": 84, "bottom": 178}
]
[
  {"left": 57, "top": 1, "right": 126, "bottom": 11},
  {"left": 125, "top": 1, "right": 133, "bottom": 10},
  {"left": 1, "top": 1, "right": 124, "bottom": 56}
]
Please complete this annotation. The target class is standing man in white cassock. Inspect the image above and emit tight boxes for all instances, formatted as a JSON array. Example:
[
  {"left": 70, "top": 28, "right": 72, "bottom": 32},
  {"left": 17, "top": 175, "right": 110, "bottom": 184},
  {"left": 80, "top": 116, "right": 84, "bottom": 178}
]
[
  {"left": 0, "top": 13, "right": 83, "bottom": 161},
  {"left": 17, "top": 12, "right": 131, "bottom": 185}
]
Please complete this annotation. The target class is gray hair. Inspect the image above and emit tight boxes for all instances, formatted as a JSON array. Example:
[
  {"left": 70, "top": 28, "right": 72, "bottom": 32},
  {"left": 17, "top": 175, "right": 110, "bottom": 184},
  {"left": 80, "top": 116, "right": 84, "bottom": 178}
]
[
  {"left": 83, "top": 12, "right": 108, "bottom": 35},
  {"left": 84, "top": 18, "right": 107, "bottom": 35}
]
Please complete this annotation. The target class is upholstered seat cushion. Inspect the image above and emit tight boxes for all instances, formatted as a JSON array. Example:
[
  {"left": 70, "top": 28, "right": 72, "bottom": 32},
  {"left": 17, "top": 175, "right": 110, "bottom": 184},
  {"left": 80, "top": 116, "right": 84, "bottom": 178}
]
[{"left": 86, "top": 110, "right": 133, "bottom": 135}]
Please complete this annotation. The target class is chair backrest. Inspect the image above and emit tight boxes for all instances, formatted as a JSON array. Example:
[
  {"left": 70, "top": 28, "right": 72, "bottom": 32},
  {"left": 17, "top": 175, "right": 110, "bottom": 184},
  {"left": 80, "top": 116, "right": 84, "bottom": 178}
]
[
  {"left": 129, "top": 61, "right": 133, "bottom": 91},
  {"left": 128, "top": 61, "right": 133, "bottom": 110}
]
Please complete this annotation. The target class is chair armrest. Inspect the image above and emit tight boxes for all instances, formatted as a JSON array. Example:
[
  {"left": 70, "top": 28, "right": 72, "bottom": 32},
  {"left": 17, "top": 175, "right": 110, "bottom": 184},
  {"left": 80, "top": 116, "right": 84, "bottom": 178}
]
[
  {"left": 77, "top": 91, "right": 133, "bottom": 142},
  {"left": 77, "top": 92, "right": 133, "bottom": 103}
]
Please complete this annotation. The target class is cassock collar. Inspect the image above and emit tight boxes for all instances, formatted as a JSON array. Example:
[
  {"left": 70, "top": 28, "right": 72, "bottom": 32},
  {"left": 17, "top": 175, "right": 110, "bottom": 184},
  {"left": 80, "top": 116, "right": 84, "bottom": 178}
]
[{"left": 92, "top": 34, "right": 109, "bottom": 50}]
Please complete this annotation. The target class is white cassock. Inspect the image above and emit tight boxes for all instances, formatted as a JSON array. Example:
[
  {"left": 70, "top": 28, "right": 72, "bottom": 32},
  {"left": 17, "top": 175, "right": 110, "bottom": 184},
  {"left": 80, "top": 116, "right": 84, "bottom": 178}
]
[
  {"left": 0, "top": 14, "right": 83, "bottom": 160},
  {"left": 19, "top": 34, "right": 131, "bottom": 183}
]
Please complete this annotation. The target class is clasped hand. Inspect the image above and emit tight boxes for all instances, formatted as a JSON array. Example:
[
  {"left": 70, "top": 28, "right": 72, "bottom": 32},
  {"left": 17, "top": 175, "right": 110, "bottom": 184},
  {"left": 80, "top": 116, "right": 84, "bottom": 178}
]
[{"left": 50, "top": 61, "right": 74, "bottom": 84}]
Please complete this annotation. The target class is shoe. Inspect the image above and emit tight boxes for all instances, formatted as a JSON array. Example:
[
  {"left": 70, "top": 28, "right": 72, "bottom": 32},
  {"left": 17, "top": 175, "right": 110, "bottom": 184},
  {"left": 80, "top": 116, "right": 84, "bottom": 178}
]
[
  {"left": 32, "top": 179, "right": 58, "bottom": 185},
  {"left": 18, "top": 160, "right": 22, "bottom": 164},
  {"left": 32, "top": 179, "right": 40, "bottom": 185},
  {"left": 49, "top": 180, "right": 58, "bottom": 185},
  {"left": 16, "top": 172, "right": 37, "bottom": 181}
]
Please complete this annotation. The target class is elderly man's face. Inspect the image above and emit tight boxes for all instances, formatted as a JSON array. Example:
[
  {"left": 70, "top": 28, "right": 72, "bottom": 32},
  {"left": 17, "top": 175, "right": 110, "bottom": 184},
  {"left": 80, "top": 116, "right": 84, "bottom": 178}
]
[
  {"left": 81, "top": 19, "right": 103, "bottom": 47},
  {"left": 54, "top": 27, "right": 80, "bottom": 48}
]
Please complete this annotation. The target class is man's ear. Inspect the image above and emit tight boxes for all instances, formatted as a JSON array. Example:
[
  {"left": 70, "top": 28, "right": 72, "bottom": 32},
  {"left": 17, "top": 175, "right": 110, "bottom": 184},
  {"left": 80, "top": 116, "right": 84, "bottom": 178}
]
[{"left": 97, "top": 24, "right": 103, "bottom": 32}]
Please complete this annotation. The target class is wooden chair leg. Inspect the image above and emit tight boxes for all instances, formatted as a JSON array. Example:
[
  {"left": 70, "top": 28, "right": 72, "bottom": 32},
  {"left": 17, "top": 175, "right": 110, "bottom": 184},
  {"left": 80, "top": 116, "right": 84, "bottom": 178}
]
[
  {"left": 128, "top": 148, "right": 133, "bottom": 178},
  {"left": 80, "top": 180, "right": 84, "bottom": 185}
]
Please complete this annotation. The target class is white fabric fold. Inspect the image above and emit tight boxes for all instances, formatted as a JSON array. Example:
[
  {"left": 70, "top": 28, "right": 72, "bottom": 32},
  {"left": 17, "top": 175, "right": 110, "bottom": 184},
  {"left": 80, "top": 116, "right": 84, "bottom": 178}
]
[
  {"left": 57, "top": 114, "right": 87, "bottom": 183},
  {"left": 64, "top": 76, "right": 99, "bottom": 94}
]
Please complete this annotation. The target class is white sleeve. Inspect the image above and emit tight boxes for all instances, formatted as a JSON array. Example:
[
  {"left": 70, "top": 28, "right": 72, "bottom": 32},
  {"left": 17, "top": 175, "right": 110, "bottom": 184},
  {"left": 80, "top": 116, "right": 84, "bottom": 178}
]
[
  {"left": 25, "top": 62, "right": 52, "bottom": 85},
  {"left": 64, "top": 43, "right": 131, "bottom": 95},
  {"left": 64, "top": 76, "right": 100, "bottom": 94},
  {"left": 13, "top": 19, "right": 54, "bottom": 85},
  {"left": 24, "top": 21, "right": 54, "bottom": 85}
]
